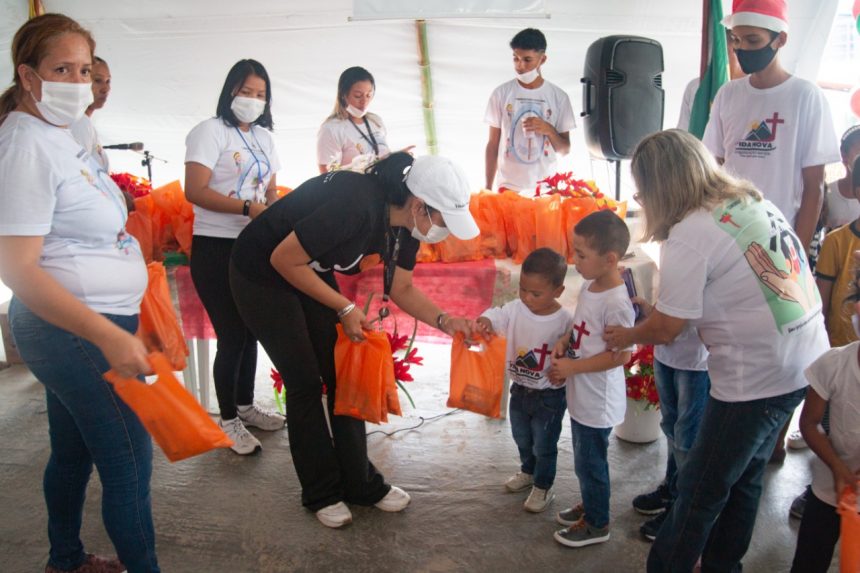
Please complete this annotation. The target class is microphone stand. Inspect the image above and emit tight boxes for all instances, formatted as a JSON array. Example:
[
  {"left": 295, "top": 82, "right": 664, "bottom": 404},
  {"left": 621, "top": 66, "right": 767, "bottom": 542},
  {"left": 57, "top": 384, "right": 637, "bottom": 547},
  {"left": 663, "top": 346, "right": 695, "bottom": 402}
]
[{"left": 139, "top": 150, "right": 168, "bottom": 183}]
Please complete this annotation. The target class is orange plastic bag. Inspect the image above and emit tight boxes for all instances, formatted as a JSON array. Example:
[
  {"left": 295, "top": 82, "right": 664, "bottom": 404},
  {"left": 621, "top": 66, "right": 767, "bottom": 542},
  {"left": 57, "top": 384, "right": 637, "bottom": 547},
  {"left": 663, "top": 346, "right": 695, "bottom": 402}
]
[
  {"left": 498, "top": 191, "right": 523, "bottom": 258},
  {"left": 839, "top": 488, "right": 860, "bottom": 573},
  {"left": 126, "top": 195, "right": 157, "bottom": 263},
  {"left": 512, "top": 197, "right": 537, "bottom": 263},
  {"left": 448, "top": 333, "right": 506, "bottom": 418},
  {"left": 561, "top": 197, "right": 598, "bottom": 263},
  {"left": 333, "top": 325, "right": 400, "bottom": 424},
  {"left": 103, "top": 352, "right": 233, "bottom": 462},
  {"left": 475, "top": 193, "right": 508, "bottom": 258},
  {"left": 152, "top": 181, "right": 194, "bottom": 256},
  {"left": 534, "top": 194, "right": 567, "bottom": 259},
  {"left": 138, "top": 262, "right": 189, "bottom": 371}
]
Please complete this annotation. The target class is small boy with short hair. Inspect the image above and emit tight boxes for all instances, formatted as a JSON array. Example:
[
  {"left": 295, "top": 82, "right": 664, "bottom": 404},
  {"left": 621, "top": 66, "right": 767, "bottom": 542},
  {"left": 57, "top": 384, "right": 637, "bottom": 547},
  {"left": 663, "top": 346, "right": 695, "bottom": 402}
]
[
  {"left": 549, "top": 210, "right": 635, "bottom": 547},
  {"left": 476, "top": 247, "right": 573, "bottom": 513},
  {"left": 484, "top": 28, "right": 576, "bottom": 194}
]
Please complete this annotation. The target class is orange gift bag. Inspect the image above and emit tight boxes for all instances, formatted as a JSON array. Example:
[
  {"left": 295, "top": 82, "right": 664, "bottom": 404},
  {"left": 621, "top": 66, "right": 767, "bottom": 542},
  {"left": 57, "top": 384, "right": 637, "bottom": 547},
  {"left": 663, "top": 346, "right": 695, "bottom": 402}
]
[
  {"left": 512, "top": 197, "right": 537, "bottom": 263},
  {"left": 333, "top": 325, "right": 400, "bottom": 424},
  {"left": 448, "top": 333, "right": 506, "bottom": 418},
  {"left": 839, "top": 488, "right": 860, "bottom": 573},
  {"left": 534, "top": 194, "right": 567, "bottom": 259},
  {"left": 475, "top": 192, "right": 508, "bottom": 258},
  {"left": 103, "top": 352, "right": 233, "bottom": 462},
  {"left": 125, "top": 195, "right": 158, "bottom": 263},
  {"left": 138, "top": 262, "right": 189, "bottom": 371}
]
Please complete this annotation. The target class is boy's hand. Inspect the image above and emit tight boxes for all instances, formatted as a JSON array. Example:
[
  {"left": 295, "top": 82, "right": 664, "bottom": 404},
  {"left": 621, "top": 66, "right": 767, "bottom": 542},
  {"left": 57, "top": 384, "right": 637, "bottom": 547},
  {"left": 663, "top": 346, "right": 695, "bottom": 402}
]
[
  {"left": 475, "top": 317, "right": 494, "bottom": 337},
  {"left": 553, "top": 333, "right": 570, "bottom": 359},
  {"left": 549, "top": 356, "right": 577, "bottom": 381},
  {"left": 833, "top": 462, "right": 860, "bottom": 497},
  {"left": 522, "top": 116, "right": 555, "bottom": 137},
  {"left": 631, "top": 296, "right": 654, "bottom": 317}
]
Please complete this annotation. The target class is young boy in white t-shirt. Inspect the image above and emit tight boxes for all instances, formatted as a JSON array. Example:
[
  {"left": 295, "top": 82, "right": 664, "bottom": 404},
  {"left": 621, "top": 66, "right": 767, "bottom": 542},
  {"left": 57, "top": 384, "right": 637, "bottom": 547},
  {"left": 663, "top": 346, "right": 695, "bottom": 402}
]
[
  {"left": 790, "top": 276, "right": 860, "bottom": 572},
  {"left": 484, "top": 28, "right": 575, "bottom": 195},
  {"left": 548, "top": 211, "right": 635, "bottom": 548},
  {"left": 476, "top": 248, "right": 573, "bottom": 514}
]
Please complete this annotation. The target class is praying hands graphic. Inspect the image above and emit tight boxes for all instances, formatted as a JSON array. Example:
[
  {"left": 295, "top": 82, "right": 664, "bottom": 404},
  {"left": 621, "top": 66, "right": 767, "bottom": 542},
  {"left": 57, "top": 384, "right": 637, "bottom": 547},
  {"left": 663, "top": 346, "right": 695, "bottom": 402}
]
[{"left": 744, "top": 242, "right": 815, "bottom": 312}]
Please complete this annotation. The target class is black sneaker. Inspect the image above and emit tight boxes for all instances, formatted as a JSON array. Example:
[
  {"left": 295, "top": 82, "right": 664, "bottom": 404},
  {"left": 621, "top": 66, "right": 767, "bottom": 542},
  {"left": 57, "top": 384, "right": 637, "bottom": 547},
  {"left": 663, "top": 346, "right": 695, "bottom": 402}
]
[
  {"left": 640, "top": 509, "right": 668, "bottom": 541},
  {"left": 632, "top": 483, "right": 672, "bottom": 515},
  {"left": 789, "top": 486, "right": 810, "bottom": 520}
]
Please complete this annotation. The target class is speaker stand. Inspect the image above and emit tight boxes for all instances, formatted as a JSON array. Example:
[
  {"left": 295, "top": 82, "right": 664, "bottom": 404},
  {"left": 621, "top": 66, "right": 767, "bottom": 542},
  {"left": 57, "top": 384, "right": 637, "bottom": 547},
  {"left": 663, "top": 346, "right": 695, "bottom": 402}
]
[{"left": 613, "top": 160, "right": 622, "bottom": 202}]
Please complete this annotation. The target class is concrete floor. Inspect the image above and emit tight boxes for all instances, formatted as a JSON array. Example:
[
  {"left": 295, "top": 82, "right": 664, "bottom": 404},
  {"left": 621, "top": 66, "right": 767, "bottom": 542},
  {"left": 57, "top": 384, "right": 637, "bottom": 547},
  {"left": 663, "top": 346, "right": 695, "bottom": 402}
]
[{"left": 0, "top": 342, "right": 837, "bottom": 573}]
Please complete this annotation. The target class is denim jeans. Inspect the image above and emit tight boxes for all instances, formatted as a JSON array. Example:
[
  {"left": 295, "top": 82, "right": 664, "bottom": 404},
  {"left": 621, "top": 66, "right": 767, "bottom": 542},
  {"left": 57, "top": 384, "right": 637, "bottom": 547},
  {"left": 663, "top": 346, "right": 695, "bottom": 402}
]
[
  {"left": 9, "top": 298, "right": 160, "bottom": 573},
  {"left": 654, "top": 360, "right": 711, "bottom": 498},
  {"left": 570, "top": 418, "right": 613, "bottom": 528},
  {"left": 509, "top": 385, "right": 566, "bottom": 489},
  {"left": 647, "top": 386, "right": 806, "bottom": 573}
]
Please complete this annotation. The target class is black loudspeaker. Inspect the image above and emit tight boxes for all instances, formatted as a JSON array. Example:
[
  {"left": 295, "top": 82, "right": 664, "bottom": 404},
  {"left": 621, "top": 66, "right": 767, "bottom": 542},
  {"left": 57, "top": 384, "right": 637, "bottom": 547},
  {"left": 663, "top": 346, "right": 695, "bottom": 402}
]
[{"left": 581, "top": 35, "right": 665, "bottom": 161}]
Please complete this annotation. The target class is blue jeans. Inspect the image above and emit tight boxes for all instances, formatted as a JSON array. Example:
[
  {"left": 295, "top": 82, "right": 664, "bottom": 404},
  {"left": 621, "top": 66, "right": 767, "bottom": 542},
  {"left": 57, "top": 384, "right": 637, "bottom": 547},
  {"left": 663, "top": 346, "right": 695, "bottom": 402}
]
[
  {"left": 654, "top": 360, "right": 710, "bottom": 498},
  {"left": 647, "top": 387, "right": 806, "bottom": 573},
  {"left": 570, "top": 418, "right": 612, "bottom": 528},
  {"left": 9, "top": 298, "right": 160, "bottom": 573},
  {"left": 509, "top": 384, "right": 566, "bottom": 489}
]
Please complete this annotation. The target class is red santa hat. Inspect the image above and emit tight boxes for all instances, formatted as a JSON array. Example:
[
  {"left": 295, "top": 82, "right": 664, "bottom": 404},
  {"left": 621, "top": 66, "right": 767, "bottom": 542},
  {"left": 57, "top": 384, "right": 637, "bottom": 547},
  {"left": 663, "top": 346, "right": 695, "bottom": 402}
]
[{"left": 722, "top": 0, "right": 789, "bottom": 34}]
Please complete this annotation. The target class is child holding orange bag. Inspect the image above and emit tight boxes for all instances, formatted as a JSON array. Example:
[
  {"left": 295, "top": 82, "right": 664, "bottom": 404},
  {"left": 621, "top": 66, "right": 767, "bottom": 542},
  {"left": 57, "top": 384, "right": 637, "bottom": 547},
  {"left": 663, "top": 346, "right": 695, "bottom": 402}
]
[
  {"left": 476, "top": 248, "right": 573, "bottom": 513},
  {"left": 548, "top": 210, "right": 634, "bottom": 548},
  {"left": 790, "top": 257, "right": 860, "bottom": 572}
]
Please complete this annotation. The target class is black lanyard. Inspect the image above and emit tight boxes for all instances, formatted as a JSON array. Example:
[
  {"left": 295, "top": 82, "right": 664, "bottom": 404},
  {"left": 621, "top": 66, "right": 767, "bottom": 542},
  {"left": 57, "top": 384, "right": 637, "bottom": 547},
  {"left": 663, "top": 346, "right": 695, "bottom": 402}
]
[
  {"left": 350, "top": 117, "right": 380, "bottom": 156},
  {"left": 379, "top": 204, "right": 401, "bottom": 321}
]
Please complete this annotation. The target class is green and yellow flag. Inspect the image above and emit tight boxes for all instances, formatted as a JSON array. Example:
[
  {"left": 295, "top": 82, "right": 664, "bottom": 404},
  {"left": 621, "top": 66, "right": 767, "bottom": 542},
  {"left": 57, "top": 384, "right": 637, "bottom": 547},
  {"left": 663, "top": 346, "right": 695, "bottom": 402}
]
[{"left": 688, "top": 0, "right": 730, "bottom": 139}]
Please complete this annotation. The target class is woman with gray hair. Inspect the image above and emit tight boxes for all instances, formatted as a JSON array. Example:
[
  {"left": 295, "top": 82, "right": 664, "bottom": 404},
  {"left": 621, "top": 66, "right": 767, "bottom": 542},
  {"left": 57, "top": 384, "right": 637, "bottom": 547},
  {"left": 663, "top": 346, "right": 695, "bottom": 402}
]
[{"left": 603, "top": 129, "right": 828, "bottom": 572}]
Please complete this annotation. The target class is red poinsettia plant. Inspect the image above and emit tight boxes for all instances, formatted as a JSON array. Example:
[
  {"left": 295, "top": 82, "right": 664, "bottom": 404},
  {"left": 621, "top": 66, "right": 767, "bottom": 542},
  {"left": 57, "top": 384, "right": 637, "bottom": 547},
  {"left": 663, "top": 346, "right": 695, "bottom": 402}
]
[
  {"left": 624, "top": 344, "right": 659, "bottom": 409},
  {"left": 110, "top": 172, "right": 152, "bottom": 198},
  {"left": 534, "top": 171, "right": 618, "bottom": 212},
  {"left": 270, "top": 297, "right": 424, "bottom": 414}
]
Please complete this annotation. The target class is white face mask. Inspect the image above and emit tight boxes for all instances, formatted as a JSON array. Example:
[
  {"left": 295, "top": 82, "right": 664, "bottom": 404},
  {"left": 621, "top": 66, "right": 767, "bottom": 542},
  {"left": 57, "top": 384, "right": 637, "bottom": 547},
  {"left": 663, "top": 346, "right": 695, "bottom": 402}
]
[
  {"left": 346, "top": 104, "right": 367, "bottom": 118},
  {"left": 516, "top": 67, "right": 540, "bottom": 84},
  {"left": 853, "top": 314, "right": 860, "bottom": 338},
  {"left": 30, "top": 72, "right": 93, "bottom": 126},
  {"left": 231, "top": 96, "right": 266, "bottom": 124},
  {"left": 411, "top": 206, "right": 450, "bottom": 244}
]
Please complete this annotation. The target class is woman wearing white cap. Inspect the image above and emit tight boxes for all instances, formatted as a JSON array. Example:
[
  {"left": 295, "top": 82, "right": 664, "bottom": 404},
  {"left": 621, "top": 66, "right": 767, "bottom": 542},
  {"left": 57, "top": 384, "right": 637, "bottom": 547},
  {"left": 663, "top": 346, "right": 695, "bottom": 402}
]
[{"left": 229, "top": 151, "right": 479, "bottom": 528}]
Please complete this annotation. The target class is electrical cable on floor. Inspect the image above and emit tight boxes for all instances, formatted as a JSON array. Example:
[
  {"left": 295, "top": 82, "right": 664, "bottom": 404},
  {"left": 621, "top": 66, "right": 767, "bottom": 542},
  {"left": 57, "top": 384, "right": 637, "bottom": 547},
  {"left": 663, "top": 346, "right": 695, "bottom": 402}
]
[{"left": 366, "top": 408, "right": 462, "bottom": 437}]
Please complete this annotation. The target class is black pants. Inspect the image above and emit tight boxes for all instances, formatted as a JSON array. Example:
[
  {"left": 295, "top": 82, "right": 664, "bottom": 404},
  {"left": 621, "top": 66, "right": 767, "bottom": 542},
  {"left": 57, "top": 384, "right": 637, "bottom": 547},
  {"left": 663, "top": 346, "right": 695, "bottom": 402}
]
[
  {"left": 190, "top": 235, "right": 257, "bottom": 420},
  {"left": 791, "top": 490, "right": 840, "bottom": 573},
  {"left": 229, "top": 262, "right": 390, "bottom": 511}
]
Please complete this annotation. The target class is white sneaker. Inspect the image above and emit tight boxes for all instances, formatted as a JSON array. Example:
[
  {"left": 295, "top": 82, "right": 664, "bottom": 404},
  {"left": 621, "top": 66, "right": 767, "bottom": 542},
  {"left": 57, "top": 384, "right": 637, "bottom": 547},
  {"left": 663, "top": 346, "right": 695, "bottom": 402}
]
[
  {"left": 316, "top": 502, "right": 352, "bottom": 528},
  {"left": 524, "top": 486, "right": 555, "bottom": 513},
  {"left": 219, "top": 417, "right": 262, "bottom": 455},
  {"left": 505, "top": 471, "right": 534, "bottom": 492},
  {"left": 237, "top": 403, "right": 286, "bottom": 431},
  {"left": 374, "top": 486, "right": 411, "bottom": 512},
  {"left": 786, "top": 429, "right": 808, "bottom": 450}
]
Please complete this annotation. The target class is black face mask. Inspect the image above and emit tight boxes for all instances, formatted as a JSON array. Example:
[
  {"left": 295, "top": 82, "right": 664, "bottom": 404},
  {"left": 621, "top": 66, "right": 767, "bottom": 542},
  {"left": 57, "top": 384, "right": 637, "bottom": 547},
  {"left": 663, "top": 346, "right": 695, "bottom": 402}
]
[{"left": 735, "top": 41, "right": 778, "bottom": 74}]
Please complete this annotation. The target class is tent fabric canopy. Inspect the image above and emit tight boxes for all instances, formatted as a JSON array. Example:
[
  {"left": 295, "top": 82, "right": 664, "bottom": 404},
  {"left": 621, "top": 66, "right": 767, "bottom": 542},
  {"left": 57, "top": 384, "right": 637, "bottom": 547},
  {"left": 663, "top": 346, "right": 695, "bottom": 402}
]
[{"left": 0, "top": 0, "right": 837, "bottom": 193}]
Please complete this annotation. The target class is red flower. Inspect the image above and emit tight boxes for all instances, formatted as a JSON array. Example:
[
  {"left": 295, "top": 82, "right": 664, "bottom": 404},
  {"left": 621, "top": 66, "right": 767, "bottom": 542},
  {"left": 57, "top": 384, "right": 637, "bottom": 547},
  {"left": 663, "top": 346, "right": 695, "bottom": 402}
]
[
  {"left": 624, "top": 345, "right": 659, "bottom": 408},
  {"left": 271, "top": 368, "right": 283, "bottom": 393},
  {"left": 110, "top": 172, "right": 152, "bottom": 198},
  {"left": 386, "top": 331, "right": 409, "bottom": 354}
]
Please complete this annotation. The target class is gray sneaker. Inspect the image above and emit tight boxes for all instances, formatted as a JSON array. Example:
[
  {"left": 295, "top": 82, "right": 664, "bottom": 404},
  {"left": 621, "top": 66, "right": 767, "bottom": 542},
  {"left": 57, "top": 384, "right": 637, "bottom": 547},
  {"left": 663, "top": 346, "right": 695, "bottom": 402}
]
[
  {"left": 554, "top": 517, "right": 610, "bottom": 548},
  {"left": 219, "top": 417, "right": 262, "bottom": 455},
  {"left": 523, "top": 486, "right": 555, "bottom": 512},
  {"left": 237, "top": 403, "right": 285, "bottom": 431},
  {"left": 505, "top": 471, "right": 534, "bottom": 492},
  {"left": 556, "top": 503, "right": 585, "bottom": 526}
]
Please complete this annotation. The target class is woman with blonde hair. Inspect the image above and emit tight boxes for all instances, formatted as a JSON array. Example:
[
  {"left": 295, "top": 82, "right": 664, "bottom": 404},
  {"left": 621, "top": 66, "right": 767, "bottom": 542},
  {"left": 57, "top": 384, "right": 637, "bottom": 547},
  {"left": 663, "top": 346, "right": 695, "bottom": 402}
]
[
  {"left": 0, "top": 13, "right": 158, "bottom": 572},
  {"left": 316, "top": 66, "right": 390, "bottom": 173},
  {"left": 604, "top": 129, "right": 828, "bottom": 572}
]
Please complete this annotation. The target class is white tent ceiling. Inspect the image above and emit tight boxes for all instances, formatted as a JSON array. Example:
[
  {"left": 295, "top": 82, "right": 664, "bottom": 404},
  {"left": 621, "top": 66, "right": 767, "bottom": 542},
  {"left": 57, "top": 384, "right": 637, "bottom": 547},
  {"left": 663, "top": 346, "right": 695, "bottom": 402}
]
[{"left": 0, "top": 0, "right": 839, "bottom": 192}]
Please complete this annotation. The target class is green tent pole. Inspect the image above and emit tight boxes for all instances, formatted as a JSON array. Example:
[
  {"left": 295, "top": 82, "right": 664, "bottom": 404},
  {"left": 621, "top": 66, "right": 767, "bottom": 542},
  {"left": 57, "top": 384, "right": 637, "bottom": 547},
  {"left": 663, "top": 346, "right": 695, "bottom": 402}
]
[{"left": 416, "top": 19, "right": 438, "bottom": 155}]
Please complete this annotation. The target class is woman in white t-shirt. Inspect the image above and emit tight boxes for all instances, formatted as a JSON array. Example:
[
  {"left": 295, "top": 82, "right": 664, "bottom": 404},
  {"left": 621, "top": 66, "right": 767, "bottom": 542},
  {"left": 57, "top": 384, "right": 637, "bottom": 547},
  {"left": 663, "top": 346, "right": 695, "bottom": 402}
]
[
  {"left": 316, "top": 66, "right": 390, "bottom": 173},
  {"left": 604, "top": 129, "right": 828, "bottom": 572},
  {"left": 0, "top": 14, "right": 157, "bottom": 572},
  {"left": 184, "top": 59, "right": 284, "bottom": 455}
]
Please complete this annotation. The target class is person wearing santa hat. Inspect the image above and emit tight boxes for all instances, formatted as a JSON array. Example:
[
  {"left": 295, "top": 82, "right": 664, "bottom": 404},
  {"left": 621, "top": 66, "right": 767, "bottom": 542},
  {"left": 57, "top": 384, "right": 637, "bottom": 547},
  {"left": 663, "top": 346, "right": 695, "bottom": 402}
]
[{"left": 703, "top": 0, "right": 839, "bottom": 462}]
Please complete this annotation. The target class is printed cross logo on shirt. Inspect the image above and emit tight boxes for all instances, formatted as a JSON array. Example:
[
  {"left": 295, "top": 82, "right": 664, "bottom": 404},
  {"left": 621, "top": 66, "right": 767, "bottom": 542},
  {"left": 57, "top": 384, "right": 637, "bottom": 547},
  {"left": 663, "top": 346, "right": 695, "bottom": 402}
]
[
  {"left": 735, "top": 112, "right": 784, "bottom": 159},
  {"left": 566, "top": 321, "right": 590, "bottom": 359}
]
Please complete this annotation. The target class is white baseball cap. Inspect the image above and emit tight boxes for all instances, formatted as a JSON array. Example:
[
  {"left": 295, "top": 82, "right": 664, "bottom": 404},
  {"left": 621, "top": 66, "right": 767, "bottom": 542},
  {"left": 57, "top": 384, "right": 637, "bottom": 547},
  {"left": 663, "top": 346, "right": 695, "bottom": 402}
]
[{"left": 405, "top": 155, "right": 480, "bottom": 240}]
